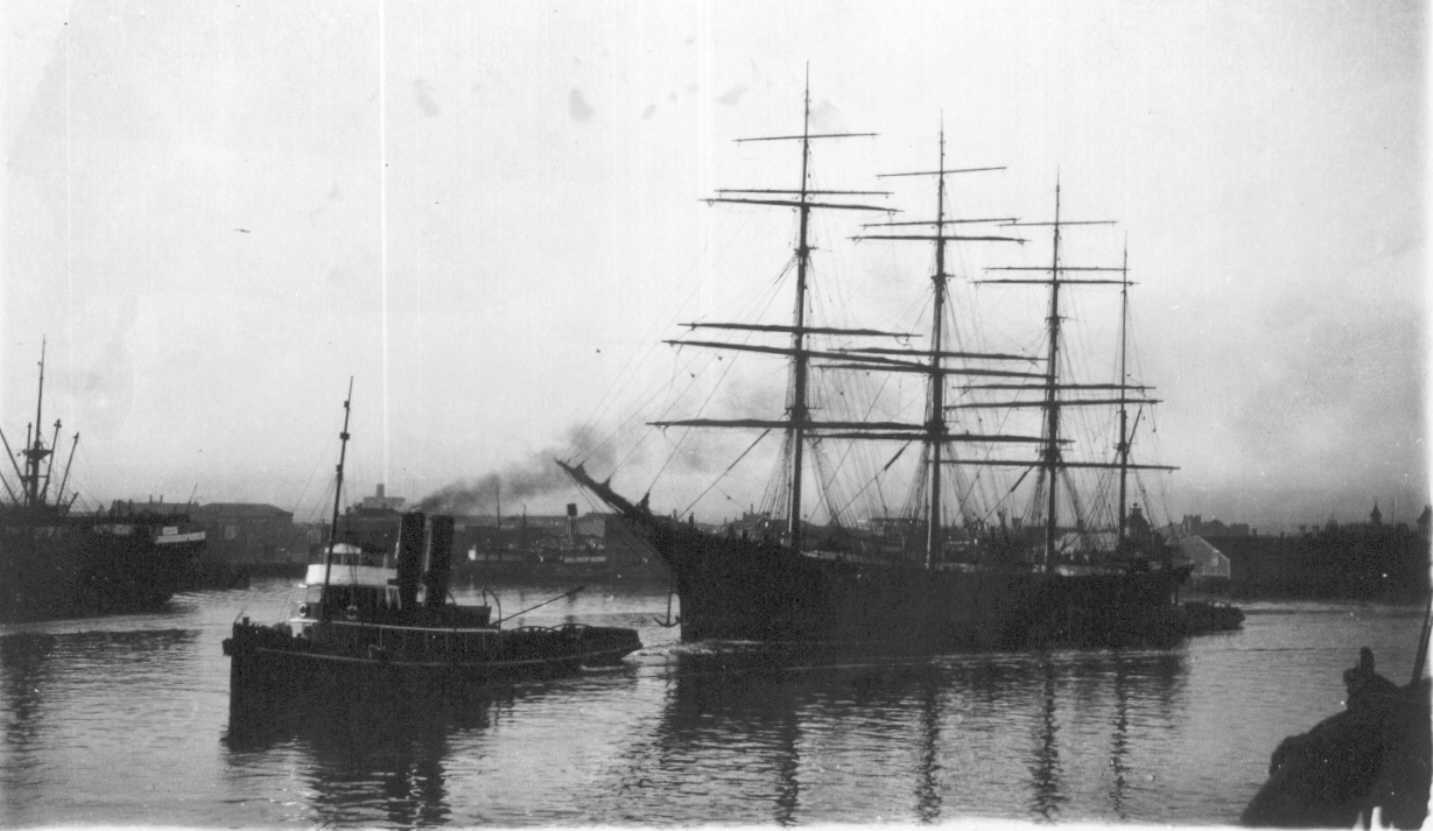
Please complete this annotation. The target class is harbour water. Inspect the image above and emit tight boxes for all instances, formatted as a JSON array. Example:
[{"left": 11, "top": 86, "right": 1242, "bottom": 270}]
[{"left": 0, "top": 579, "right": 1425, "bottom": 827}]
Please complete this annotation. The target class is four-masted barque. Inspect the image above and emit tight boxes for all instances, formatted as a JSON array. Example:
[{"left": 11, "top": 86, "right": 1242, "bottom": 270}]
[{"left": 563, "top": 81, "right": 1193, "bottom": 651}]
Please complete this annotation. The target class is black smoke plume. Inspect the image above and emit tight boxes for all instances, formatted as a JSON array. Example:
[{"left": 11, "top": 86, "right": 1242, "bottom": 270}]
[{"left": 416, "top": 425, "right": 616, "bottom": 516}]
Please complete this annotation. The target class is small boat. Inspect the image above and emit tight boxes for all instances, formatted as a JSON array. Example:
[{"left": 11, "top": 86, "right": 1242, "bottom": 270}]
[
  {"left": 1180, "top": 600, "right": 1245, "bottom": 634},
  {"left": 223, "top": 382, "right": 642, "bottom": 719},
  {"left": 1241, "top": 602, "right": 1432, "bottom": 828}
]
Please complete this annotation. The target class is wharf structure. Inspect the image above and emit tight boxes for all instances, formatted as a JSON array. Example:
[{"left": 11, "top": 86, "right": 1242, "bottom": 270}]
[
  {"left": 1173, "top": 505, "right": 1430, "bottom": 601},
  {"left": 153, "top": 485, "right": 665, "bottom": 585},
  {"left": 112, "top": 498, "right": 314, "bottom": 585}
]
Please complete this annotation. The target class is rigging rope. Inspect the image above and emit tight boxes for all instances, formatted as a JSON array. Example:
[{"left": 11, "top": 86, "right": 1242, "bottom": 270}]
[
  {"left": 759, "top": 431, "right": 794, "bottom": 518},
  {"left": 811, "top": 440, "right": 845, "bottom": 528},
  {"left": 580, "top": 266, "right": 712, "bottom": 444},
  {"left": 681, "top": 428, "right": 773, "bottom": 518},
  {"left": 1058, "top": 466, "right": 1087, "bottom": 535},
  {"left": 833, "top": 440, "right": 911, "bottom": 520},
  {"left": 975, "top": 462, "right": 1036, "bottom": 527}
]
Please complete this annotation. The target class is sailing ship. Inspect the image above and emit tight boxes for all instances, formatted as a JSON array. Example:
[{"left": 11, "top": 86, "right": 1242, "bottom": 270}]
[
  {"left": 0, "top": 342, "right": 205, "bottom": 622},
  {"left": 562, "top": 81, "right": 1194, "bottom": 651},
  {"left": 223, "top": 382, "right": 642, "bottom": 719}
]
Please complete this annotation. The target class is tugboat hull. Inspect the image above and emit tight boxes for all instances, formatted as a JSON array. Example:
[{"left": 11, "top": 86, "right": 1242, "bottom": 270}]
[{"left": 223, "top": 617, "right": 642, "bottom": 719}]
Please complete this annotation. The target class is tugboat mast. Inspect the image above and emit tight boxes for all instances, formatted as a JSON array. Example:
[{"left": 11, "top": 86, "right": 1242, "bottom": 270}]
[{"left": 320, "top": 377, "right": 355, "bottom": 619}]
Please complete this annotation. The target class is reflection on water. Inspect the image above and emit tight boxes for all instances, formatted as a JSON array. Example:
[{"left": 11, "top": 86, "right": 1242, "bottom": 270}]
[
  {"left": 297, "top": 703, "right": 455, "bottom": 828},
  {"left": 615, "top": 647, "right": 1186, "bottom": 825},
  {"left": 1, "top": 633, "right": 50, "bottom": 757},
  {"left": 2, "top": 628, "right": 197, "bottom": 754},
  {"left": 1, "top": 628, "right": 200, "bottom": 827},
  {"left": 1029, "top": 659, "right": 1063, "bottom": 820},
  {"left": 225, "top": 675, "right": 501, "bottom": 751},
  {"left": 0, "top": 587, "right": 1422, "bottom": 827},
  {"left": 223, "top": 668, "right": 654, "bottom": 827},
  {"left": 227, "top": 681, "right": 520, "bottom": 827},
  {"left": 1109, "top": 656, "right": 1131, "bottom": 818},
  {"left": 0, "top": 619, "right": 1193, "bottom": 826},
  {"left": 914, "top": 675, "right": 940, "bottom": 824}
]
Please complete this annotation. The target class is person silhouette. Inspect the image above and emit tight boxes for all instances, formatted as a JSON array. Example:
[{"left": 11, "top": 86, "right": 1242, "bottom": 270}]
[{"left": 1342, "top": 646, "right": 1400, "bottom": 707}]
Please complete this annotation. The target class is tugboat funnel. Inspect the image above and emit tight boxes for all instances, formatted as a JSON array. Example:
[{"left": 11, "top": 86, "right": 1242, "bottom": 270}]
[
  {"left": 425, "top": 514, "right": 455, "bottom": 608},
  {"left": 396, "top": 511, "right": 425, "bottom": 609}
]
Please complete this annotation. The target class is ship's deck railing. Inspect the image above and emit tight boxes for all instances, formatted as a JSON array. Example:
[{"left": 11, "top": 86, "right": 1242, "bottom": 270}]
[{"left": 304, "top": 618, "right": 587, "bottom": 662}]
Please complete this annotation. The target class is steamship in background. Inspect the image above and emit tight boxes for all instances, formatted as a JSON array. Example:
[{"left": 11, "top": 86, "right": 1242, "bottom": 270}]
[
  {"left": 0, "top": 342, "right": 205, "bottom": 622},
  {"left": 321, "top": 483, "right": 666, "bottom": 585},
  {"left": 563, "top": 82, "right": 1202, "bottom": 650}
]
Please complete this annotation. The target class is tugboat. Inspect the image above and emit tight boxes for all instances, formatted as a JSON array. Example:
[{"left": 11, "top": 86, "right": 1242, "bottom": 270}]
[
  {"left": 223, "top": 383, "right": 642, "bottom": 719},
  {"left": 0, "top": 340, "right": 205, "bottom": 622}
]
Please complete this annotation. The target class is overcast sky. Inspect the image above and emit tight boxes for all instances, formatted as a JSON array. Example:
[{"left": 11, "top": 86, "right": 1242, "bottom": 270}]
[{"left": 1, "top": 1, "right": 1425, "bottom": 530}]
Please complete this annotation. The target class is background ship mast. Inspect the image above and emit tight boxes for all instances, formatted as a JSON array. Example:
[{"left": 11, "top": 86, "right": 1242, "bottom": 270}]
[
  {"left": 22, "top": 340, "right": 53, "bottom": 508},
  {"left": 0, "top": 339, "right": 79, "bottom": 512}
]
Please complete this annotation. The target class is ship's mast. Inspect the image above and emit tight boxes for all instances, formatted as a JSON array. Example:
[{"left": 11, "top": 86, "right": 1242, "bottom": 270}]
[
  {"left": 925, "top": 134, "right": 950, "bottom": 564},
  {"left": 1116, "top": 245, "right": 1131, "bottom": 548},
  {"left": 55, "top": 432, "right": 80, "bottom": 510},
  {"left": 40, "top": 418, "right": 61, "bottom": 504},
  {"left": 979, "top": 185, "right": 1122, "bottom": 570},
  {"left": 786, "top": 82, "right": 815, "bottom": 551},
  {"left": 654, "top": 83, "right": 1049, "bottom": 552},
  {"left": 856, "top": 127, "right": 1023, "bottom": 567},
  {"left": 320, "top": 377, "right": 355, "bottom": 619},
  {"left": 972, "top": 229, "right": 1172, "bottom": 563},
  {"left": 0, "top": 339, "right": 82, "bottom": 512},
  {"left": 686, "top": 70, "right": 884, "bottom": 553},
  {"left": 22, "top": 340, "right": 53, "bottom": 508},
  {"left": 1039, "top": 185, "right": 1064, "bottom": 568}
]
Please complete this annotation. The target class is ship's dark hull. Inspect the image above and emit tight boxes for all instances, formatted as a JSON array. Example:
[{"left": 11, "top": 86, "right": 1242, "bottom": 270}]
[
  {"left": 223, "top": 617, "right": 642, "bottom": 721},
  {"left": 1242, "top": 676, "right": 1430, "bottom": 828},
  {"left": 648, "top": 522, "right": 1191, "bottom": 651},
  {"left": 0, "top": 520, "right": 205, "bottom": 622}
]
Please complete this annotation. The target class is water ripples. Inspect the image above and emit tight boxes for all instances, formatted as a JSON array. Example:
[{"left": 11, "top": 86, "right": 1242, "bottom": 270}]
[{"left": 1, "top": 582, "right": 1426, "bottom": 826}]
